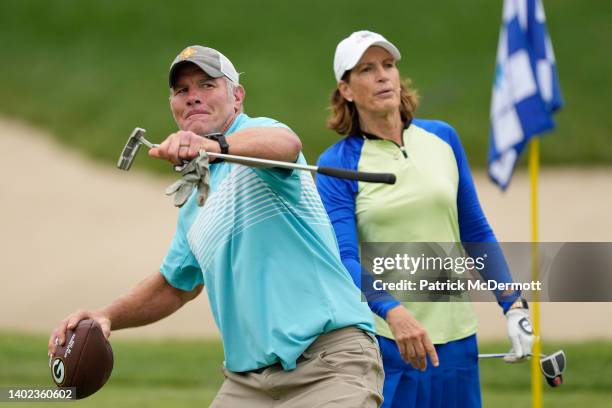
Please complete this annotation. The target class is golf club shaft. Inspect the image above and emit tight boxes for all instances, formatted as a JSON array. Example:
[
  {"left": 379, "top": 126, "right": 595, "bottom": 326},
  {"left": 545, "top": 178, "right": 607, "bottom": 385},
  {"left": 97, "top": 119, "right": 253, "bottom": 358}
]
[
  {"left": 137, "top": 136, "right": 396, "bottom": 184},
  {"left": 141, "top": 138, "right": 157, "bottom": 149},
  {"left": 205, "top": 152, "right": 396, "bottom": 184},
  {"left": 478, "top": 353, "right": 548, "bottom": 359}
]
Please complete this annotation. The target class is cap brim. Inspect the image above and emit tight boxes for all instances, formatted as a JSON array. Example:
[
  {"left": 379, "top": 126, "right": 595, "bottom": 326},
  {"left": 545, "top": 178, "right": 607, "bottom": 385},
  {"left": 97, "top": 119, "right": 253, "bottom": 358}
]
[
  {"left": 168, "top": 60, "right": 224, "bottom": 87},
  {"left": 371, "top": 40, "right": 401, "bottom": 61},
  {"left": 343, "top": 39, "right": 402, "bottom": 78}
]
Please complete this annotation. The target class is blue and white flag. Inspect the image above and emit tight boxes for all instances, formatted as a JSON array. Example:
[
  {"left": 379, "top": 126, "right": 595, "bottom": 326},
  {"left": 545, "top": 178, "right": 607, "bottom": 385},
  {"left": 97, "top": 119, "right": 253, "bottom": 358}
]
[{"left": 488, "top": 0, "right": 563, "bottom": 189}]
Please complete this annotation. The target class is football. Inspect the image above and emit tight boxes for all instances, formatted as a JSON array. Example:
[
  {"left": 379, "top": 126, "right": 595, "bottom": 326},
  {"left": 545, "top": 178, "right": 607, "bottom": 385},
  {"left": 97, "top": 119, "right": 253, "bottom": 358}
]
[{"left": 50, "top": 319, "right": 114, "bottom": 399}]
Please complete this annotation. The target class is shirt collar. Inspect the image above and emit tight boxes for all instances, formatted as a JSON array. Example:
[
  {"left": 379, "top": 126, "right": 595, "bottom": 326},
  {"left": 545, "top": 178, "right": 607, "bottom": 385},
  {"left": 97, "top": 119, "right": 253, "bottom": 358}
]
[
  {"left": 225, "top": 113, "right": 248, "bottom": 135},
  {"left": 361, "top": 119, "right": 412, "bottom": 140}
]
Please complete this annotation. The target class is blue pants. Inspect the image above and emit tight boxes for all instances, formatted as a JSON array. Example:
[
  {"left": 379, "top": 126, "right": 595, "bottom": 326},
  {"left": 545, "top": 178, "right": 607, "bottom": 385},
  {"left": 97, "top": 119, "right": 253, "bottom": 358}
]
[{"left": 377, "top": 334, "right": 482, "bottom": 408}]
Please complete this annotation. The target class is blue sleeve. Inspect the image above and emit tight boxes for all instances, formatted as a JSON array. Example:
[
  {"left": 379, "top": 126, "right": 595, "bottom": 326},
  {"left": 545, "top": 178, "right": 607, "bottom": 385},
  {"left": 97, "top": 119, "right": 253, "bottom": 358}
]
[
  {"left": 447, "top": 127, "right": 520, "bottom": 313},
  {"left": 316, "top": 140, "right": 400, "bottom": 319},
  {"left": 160, "top": 194, "right": 204, "bottom": 291}
]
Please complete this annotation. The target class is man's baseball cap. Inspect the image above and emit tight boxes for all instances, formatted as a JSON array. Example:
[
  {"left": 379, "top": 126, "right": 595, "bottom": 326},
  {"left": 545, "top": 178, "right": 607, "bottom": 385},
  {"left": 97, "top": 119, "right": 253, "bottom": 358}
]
[
  {"left": 169, "top": 45, "right": 240, "bottom": 87},
  {"left": 333, "top": 30, "right": 401, "bottom": 82}
]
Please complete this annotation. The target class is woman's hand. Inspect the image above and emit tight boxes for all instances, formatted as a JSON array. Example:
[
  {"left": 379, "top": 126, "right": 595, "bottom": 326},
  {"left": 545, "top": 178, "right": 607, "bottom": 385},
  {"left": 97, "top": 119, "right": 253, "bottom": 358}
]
[{"left": 386, "top": 305, "right": 439, "bottom": 371}]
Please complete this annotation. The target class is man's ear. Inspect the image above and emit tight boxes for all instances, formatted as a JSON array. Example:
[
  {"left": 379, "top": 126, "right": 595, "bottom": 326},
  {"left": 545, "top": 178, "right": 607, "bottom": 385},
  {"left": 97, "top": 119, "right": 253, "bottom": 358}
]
[
  {"left": 233, "top": 85, "right": 245, "bottom": 112},
  {"left": 168, "top": 91, "right": 180, "bottom": 126},
  {"left": 338, "top": 81, "right": 353, "bottom": 102}
]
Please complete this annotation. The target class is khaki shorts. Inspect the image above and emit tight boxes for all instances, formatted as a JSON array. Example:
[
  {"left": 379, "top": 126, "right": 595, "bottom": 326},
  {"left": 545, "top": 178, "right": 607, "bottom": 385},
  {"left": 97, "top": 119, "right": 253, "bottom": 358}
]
[{"left": 210, "top": 326, "right": 384, "bottom": 408}]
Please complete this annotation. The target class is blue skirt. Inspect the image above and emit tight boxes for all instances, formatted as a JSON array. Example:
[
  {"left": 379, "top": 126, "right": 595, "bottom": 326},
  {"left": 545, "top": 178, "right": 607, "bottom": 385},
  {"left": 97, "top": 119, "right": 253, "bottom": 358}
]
[{"left": 377, "top": 334, "right": 481, "bottom": 408}]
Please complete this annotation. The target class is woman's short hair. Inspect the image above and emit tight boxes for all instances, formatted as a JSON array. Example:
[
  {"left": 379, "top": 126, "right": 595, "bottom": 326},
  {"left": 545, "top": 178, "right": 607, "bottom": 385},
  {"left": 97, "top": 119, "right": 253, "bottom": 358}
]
[{"left": 327, "top": 77, "right": 419, "bottom": 136}]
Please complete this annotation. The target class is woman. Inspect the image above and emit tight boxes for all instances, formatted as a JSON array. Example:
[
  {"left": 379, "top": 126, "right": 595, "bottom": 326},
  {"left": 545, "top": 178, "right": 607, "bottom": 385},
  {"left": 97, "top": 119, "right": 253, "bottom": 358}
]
[{"left": 316, "top": 30, "right": 535, "bottom": 408}]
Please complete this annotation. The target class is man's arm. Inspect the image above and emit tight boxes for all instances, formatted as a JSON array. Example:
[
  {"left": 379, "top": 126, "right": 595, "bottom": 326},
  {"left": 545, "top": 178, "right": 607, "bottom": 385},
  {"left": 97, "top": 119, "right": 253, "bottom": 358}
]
[
  {"left": 48, "top": 272, "right": 202, "bottom": 355},
  {"left": 149, "top": 127, "right": 302, "bottom": 165},
  {"left": 225, "top": 127, "right": 302, "bottom": 162}
]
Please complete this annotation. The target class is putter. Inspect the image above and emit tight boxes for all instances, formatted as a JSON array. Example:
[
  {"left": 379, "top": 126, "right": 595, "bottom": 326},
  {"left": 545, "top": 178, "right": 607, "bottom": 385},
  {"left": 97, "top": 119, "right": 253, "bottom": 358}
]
[
  {"left": 479, "top": 350, "right": 566, "bottom": 387},
  {"left": 117, "top": 127, "right": 397, "bottom": 184},
  {"left": 117, "top": 127, "right": 158, "bottom": 171}
]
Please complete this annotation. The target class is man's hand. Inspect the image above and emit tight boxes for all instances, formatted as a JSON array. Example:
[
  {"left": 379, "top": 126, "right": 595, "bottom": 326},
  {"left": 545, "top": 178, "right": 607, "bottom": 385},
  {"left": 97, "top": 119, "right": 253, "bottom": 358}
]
[
  {"left": 47, "top": 273, "right": 202, "bottom": 360},
  {"left": 48, "top": 310, "right": 111, "bottom": 357},
  {"left": 386, "top": 305, "right": 439, "bottom": 371},
  {"left": 149, "top": 130, "right": 221, "bottom": 165},
  {"left": 504, "top": 305, "right": 535, "bottom": 363}
]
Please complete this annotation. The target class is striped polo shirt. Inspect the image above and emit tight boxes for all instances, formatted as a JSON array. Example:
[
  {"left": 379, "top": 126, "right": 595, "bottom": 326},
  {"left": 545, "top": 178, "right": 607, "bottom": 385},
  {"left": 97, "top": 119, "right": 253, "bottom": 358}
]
[{"left": 160, "top": 113, "right": 374, "bottom": 371}]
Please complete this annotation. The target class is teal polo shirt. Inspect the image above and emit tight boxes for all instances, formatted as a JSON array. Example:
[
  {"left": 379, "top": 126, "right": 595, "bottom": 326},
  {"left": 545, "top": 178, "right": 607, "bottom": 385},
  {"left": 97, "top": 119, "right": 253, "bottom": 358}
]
[{"left": 160, "top": 113, "right": 374, "bottom": 372}]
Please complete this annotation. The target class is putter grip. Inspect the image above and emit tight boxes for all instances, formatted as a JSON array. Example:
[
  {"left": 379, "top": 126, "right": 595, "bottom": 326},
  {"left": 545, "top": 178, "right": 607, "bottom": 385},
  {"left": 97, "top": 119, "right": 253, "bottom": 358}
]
[{"left": 317, "top": 166, "right": 396, "bottom": 185}]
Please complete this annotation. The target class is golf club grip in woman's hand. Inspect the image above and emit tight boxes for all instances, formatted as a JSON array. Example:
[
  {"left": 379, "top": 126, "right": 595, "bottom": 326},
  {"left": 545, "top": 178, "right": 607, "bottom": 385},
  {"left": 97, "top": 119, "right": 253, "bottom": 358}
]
[{"left": 317, "top": 166, "right": 396, "bottom": 185}]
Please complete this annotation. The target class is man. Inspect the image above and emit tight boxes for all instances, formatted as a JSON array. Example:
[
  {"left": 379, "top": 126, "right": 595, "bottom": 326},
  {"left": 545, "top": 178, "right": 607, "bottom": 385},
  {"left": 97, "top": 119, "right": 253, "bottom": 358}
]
[{"left": 49, "top": 45, "right": 383, "bottom": 407}]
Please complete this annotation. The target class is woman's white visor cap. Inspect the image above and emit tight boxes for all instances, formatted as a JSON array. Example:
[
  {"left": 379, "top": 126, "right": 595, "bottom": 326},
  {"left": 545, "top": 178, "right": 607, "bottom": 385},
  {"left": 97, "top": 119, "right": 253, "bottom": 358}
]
[{"left": 333, "top": 30, "right": 401, "bottom": 82}]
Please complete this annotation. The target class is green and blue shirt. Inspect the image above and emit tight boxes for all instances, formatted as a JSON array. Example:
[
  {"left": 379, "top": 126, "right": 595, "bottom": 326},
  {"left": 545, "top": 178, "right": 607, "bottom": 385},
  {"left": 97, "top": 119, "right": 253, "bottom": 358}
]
[{"left": 317, "top": 119, "right": 518, "bottom": 344}]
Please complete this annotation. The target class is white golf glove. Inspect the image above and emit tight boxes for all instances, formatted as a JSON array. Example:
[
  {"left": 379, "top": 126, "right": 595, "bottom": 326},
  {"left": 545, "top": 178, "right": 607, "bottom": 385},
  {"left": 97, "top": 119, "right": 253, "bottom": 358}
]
[{"left": 504, "top": 302, "right": 535, "bottom": 363}]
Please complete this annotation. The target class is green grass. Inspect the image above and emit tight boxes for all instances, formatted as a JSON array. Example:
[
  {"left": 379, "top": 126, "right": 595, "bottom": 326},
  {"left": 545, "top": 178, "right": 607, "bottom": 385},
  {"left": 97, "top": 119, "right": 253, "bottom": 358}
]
[
  {"left": 0, "top": 332, "right": 224, "bottom": 407},
  {"left": 1, "top": 331, "right": 611, "bottom": 407},
  {"left": 0, "top": 0, "right": 610, "bottom": 172}
]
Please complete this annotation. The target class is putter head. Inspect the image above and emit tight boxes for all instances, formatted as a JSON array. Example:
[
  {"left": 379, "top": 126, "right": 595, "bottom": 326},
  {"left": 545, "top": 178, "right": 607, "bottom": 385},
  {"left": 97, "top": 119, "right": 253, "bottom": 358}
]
[
  {"left": 540, "top": 350, "right": 566, "bottom": 388},
  {"left": 117, "top": 127, "right": 147, "bottom": 171},
  {"left": 545, "top": 375, "right": 563, "bottom": 387}
]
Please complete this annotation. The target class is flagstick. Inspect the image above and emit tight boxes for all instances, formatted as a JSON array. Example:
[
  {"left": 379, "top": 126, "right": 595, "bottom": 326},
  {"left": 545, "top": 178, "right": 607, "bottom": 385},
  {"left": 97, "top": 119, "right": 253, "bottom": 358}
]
[{"left": 529, "top": 138, "right": 543, "bottom": 408}]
